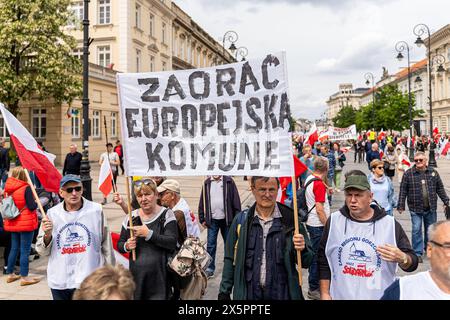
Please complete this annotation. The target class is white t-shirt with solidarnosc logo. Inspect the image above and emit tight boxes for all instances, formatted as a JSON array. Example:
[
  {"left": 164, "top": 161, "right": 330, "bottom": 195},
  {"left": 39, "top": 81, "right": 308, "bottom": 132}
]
[{"left": 305, "top": 175, "right": 330, "bottom": 227}]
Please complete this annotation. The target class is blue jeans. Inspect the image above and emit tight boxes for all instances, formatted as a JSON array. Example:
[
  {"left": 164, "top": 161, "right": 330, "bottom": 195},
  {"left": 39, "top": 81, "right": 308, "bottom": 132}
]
[
  {"left": 6, "top": 231, "right": 34, "bottom": 276},
  {"left": 206, "top": 218, "right": 229, "bottom": 273},
  {"left": 410, "top": 210, "right": 437, "bottom": 256},
  {"left": 51, "top": 288, "right": 76, "bottom": 300},
  {"left": 306, "top": 225, "right": 324, "bottom": 292}
]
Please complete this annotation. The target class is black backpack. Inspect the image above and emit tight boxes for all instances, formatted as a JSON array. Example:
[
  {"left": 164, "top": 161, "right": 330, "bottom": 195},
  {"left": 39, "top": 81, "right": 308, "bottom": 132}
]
[{"left": 296, "top": 177, "right": 321, "bottom": 222}]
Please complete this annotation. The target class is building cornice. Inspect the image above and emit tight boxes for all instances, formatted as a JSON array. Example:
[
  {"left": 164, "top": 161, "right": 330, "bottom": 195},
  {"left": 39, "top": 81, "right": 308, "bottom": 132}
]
[
  {"left": 132, "top": 38, "right": 146, "bottom": 47},
  {"left": 428, "top": 24, "right": 450, "bottom": 48},
  {"left": 148, "top": 0, "right": 175, "bottom": 20}
]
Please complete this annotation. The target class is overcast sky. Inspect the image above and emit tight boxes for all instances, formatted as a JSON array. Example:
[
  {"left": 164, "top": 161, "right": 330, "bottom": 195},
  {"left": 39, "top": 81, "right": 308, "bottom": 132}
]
[{"left": 174, "top": 0, "right": 449, "bottom": 120}]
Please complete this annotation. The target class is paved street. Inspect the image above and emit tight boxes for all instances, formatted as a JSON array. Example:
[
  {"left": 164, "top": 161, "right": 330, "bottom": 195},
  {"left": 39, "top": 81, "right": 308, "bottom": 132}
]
[{"left": 1, "top": 152, "right": 449, "bottom": 300}]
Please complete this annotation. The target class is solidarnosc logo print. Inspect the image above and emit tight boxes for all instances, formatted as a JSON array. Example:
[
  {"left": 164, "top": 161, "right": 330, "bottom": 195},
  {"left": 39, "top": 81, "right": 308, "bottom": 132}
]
[
  {"left": 337, "top": 237, "right": 381, "bottom": 278},
  {"left": 56, "top": 222, "right": 92, "bottom": 255}
]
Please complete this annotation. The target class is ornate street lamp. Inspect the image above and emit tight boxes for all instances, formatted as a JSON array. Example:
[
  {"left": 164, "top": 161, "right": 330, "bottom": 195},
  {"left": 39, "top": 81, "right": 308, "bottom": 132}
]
[
  {"left": 395, "top": 40, "right": 414, "bottom": 161},
  {"left": 413, "top": 23, "right": 447, "bottom": 167},
  {"left": 235, "top": 46, "right": 248, "bottom": 61},
  {"left": 222, "top": 30, "right": 238, "bottom": 57},
  {"left": 80, "top": 0, "right": 93, "bottom": 200},
  {"left": 364, "top": 72, "right": 376, "bottom": 131}
]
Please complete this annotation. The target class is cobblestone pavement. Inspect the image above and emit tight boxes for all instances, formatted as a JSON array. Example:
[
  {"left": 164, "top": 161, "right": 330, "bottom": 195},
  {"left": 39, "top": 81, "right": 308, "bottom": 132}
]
[{"left": 1, "top": 152, "right": 448, "bottom": 300}]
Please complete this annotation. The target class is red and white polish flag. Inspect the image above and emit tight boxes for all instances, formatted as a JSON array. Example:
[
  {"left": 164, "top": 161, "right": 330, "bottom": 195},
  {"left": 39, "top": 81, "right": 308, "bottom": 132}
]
[
  {"left": 111, "top": 232, "right": 129, "bottom": 269},
  {"left": 98, "top": 158, "right": 113, "bottom": 198},
  {"left": 0, "top": 103, "right": 62, "bottom": 192}
]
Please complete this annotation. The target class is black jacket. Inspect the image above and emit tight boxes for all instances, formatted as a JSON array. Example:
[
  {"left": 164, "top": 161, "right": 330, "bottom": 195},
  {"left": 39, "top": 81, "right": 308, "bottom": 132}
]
[
  {"left": 62, "top": 152, "right": 82, "bottom": 175},
  {"left": 318, "top": 204, "right": 418, "bottom": 281},
  {"left": 198, "top": 176, "right": 242, "bottom": 227},
  {"left": 0, "top": 147, "right": 10, "bottom": 171}
]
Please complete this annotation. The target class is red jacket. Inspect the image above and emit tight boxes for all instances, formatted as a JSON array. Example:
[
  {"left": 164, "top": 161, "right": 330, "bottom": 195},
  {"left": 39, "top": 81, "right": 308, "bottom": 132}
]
[{"left": 3, "top": 177, "right": 38, "bottom": 232}]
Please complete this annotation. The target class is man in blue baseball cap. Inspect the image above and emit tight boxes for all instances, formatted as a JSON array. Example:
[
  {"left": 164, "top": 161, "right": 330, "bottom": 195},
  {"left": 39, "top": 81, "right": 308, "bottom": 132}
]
[{"left": 36, "top": 174, "right": 115, "bottom": 300}]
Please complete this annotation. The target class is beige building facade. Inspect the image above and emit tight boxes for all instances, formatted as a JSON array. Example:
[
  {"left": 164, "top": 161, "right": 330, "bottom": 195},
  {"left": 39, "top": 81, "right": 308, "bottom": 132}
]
[
  {"left": 1, "top": 1, "right": 236, "bottom": 167},
  {"left": 425, "top": 24, "right": 450, "bottom": 134},
  {"left": 326, "top": 83, "right": 369, "bottom": 123}
]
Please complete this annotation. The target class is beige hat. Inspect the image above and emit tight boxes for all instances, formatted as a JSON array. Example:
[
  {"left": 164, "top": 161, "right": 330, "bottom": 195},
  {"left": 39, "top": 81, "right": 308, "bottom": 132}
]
[{"left": 157, "top": 179, "right": 180, "bottom": 194}]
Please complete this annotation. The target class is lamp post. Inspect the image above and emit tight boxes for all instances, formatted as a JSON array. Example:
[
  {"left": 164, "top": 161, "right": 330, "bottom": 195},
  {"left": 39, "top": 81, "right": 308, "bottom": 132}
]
[
  {"left": 80, "top": 0, "right": 92, "bottom": 200},
  {"left": 414, "top": 23, "right": 447, "bottom": 168},
  {"left": 364, "top": 72, "right": 376, "bottom": 131},
  {"left": 235, "top": 46, "right": 248, "bottom": 61},
  {"left": 395, "top": 41, "right": 414, "bottom": 161},
  {"left": 222, "top": 30, "right": 238, "bottom": 58}
]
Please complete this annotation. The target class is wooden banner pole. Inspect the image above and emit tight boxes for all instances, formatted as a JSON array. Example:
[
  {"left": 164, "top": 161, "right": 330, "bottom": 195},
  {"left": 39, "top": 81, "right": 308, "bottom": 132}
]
[
  {"left": 290, "top": 174, "right": 303, "bottom": 287},
  {"left": 23, "top": 169, "right": 47, "bottom": 220},
  {"left": 125, "top": 176, "right": 136, "bottom": 261}
]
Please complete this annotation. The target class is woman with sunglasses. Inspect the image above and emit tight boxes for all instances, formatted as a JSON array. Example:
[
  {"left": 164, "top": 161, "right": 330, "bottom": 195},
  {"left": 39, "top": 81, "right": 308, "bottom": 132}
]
[
  {"left": 368, "top": 160, "right": 397, "bottom": 216},
  {"left": 117, "top": 178, "right": 178, "bottom": 300}
]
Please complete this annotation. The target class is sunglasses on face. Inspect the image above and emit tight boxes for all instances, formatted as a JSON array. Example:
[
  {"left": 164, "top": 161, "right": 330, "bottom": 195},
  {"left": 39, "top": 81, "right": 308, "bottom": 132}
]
[
  {"left": 414, "top": 159, "right": 424, "bottom": 163},
  {"left": 376, "top": 166, "right": 384, "bottom": 170},
  {"left": 134, "top": 179, "right": 156, "bottom": 187},
  {"left": 63, "top": 186, "right": 82, "bottom": 193}
]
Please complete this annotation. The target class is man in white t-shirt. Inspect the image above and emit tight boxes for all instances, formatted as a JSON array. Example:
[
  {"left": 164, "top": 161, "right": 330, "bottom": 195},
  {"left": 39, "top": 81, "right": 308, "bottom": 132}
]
[
  {"left": 381, "top": 220, "right": 450, "bottom": 300},
  {"left": 99, "top": 143, "right": 120, "bottom": 205},
  {"left": 36, "top": 174, "right": 115, "bottom": 300},
  {"left": 304, "top": 156, "right": 330, "bottom": 300}
]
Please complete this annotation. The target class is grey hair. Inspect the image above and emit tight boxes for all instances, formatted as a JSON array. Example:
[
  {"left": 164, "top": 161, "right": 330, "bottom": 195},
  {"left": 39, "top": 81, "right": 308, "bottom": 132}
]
[
  {"left": 414, "top": 151, "right": 428, "bottom": 160},
  {"left": 428, "top": 220, "right": 450, "bottom": 242}
]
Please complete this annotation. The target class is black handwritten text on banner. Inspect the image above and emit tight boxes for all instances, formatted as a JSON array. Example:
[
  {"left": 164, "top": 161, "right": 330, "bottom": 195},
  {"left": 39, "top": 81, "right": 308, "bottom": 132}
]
[{"left": 116, "top": 52, "right": 294, "bottom": 177}]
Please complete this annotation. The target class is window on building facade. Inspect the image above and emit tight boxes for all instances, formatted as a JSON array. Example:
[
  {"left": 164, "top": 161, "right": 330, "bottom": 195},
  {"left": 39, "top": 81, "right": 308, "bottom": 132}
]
[
  {"left": 180, "top": 37, "right": 185, "bottom": 60},
  {"left": 440, "top": 79, "right": 444, "bottom": 100},
  {"left": 92, "top": 110, "right": 100, "bottom": 138},
  {"left": 149, "top": 14, "right": 155, "bottom": 37},
  {"left": 71, "top": 109, "right": 81, "bottom": 138},
  {"left": 203, "top": 52, "right": 207, "bottom": 67},
  {"left": 73, "top": 48, "right": 83, "bottom": 59},
  {"left": 135, "top": 3, "right": 141, "bottom": 29},
  {"left": 98, "top": 0, "right": 111, "bottom": 24},
  {"left": 98, "top": 45, "right": 111, "bottom": 67},
  {"left": 187, "top": 40, "right": 192, "bottom": 63},
  {"left": 69, "top": 2, "right": 84, "bottom": 27},
  {"left": 197, "top": 49, "right": 201, "bottom": 66},
  {"left": 173, "top": 33, "right": 178, "bottom": 56},
  {"left": 150, "top": 55, "right": 155, "bottom": 72},
  {"left": 32, "top": 108, "right": 46, "bottom": 139},
  {"left": 111, "top": 112, "right": 117, "bottom": 137},
  {"left": 162, "top": 22, "right": 167, "bottom": 44},
  {"left": 162, "top": 61, "right": 166, "bottom": 71},
  {"left": 136, "top": 49, "right": 141, "bottom": 72}
]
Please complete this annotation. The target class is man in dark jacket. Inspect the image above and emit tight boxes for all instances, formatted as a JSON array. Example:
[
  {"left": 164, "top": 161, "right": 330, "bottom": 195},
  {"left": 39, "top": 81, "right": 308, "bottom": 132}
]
[
  {"left": 218, "top": 176, "right": 313, "bottom": 300},
  {"left": 366, "top": 142, "right": 381, "bottom": 170},
  {"left": 0, "top": 138, "right": 10, "bottom": 189},
  {"left": 62, "top": 144, "right": 82, "bottom": 176},
  {"left": 198, "top": 175, "right": 241, "bottom": 278},
  {"left": 397, "top": 151, "right": 449, "bottom": 262},
  {"left": 318, "top": 172, "right": 418, "bottom": 300}
]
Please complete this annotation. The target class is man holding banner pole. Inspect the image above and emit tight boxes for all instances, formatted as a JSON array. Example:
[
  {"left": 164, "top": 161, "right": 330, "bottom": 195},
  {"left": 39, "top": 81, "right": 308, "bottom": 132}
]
[{"left": 218, "top": 176, "right": 313, "bottom": 300}]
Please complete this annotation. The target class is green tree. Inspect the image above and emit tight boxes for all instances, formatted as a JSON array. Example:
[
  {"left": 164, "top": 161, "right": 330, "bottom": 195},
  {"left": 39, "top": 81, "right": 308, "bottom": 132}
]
[
  {"left": 0, "top": 0, "right": 82, "bottom": 116},
  {"left": 357, "top": 84, "right": 424, "bottom": 132},
  {"left": 332, "top": 105, "right": 356, "bottom": 128}
]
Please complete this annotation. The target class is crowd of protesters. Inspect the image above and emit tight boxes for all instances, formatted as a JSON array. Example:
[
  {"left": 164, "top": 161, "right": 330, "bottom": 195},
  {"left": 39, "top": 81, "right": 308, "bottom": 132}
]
[{"left": 1, "top": 131, "right": 450, "bottom": 301}]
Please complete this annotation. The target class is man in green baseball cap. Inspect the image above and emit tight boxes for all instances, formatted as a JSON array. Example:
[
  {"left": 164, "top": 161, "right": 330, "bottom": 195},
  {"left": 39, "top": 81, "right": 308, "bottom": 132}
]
[{"left": 317, "top": 170, "right": 418, "bottom": 300}]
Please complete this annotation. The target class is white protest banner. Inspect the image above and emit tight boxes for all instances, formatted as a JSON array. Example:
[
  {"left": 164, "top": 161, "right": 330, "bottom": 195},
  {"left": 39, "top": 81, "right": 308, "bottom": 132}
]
[
  {"left": 327, "top": 124, "right": 357, "bottom": 141},
  {"left": 116, "top": 52, "right": 294, "bottom": 177}
]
